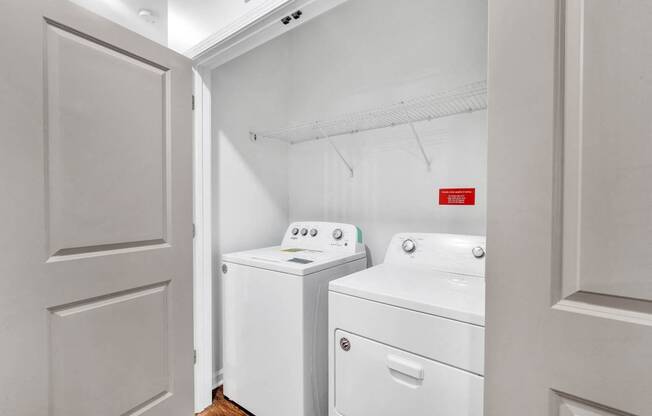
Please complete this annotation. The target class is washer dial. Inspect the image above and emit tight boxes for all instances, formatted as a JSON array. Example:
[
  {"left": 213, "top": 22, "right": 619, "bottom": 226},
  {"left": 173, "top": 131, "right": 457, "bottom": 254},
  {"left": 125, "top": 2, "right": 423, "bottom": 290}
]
[
  {"left": 402, "top": 239, "right": 417, "bottom": 253},
  {"left": 310, "top": 228, "right": 318, "bottom": 237},
  {"left": 332, "top": 228, "right": 343, "bottom": 240},
  {"left": 300, "top": 228, "right": 308, "bottom": 236},
  {"left": 291, "top": 227, "right": 299, "bottom": 236}
]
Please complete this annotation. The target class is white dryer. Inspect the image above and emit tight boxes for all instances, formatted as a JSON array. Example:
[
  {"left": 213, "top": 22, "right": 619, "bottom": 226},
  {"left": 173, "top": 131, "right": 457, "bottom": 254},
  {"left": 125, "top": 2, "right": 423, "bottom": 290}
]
[
  {"left": 222, "top": 222, "right": 367, "bottom": 416},
  {"left": 328, "top": 233, "right": 486, "bottom": 416}
]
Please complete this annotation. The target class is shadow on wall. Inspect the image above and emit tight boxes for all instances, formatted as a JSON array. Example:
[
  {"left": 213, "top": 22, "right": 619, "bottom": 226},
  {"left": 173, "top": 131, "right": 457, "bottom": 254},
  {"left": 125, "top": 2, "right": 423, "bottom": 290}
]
[{"left": 210, "top": 33, "right": 293, "bottom": 376}]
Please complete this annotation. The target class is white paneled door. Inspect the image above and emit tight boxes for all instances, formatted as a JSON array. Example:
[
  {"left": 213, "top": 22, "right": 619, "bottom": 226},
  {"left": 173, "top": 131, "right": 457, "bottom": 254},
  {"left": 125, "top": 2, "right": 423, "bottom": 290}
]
[
  {"left": 0, "top": 0, "right": 194, "bottom": 415},
  {"left": 487, "top": 0, "right": 652, "bottom": 415}
]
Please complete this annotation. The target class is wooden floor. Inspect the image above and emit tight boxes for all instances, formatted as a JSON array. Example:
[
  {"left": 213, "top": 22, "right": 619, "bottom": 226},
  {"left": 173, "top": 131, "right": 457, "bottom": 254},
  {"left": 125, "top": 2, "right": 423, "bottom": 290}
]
[{"left": 197, "top": 387, "right": 250, "bottom": 416}]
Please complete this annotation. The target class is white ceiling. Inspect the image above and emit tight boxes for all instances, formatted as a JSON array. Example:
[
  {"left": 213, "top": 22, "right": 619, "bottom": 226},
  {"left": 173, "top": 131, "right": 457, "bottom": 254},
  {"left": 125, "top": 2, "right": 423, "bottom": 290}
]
[
  {"left": 71, "top": 0, "right": 268, "bottom": 55},
  {"left": 69, "top": 0, "right": 169, "bottom": 45}
]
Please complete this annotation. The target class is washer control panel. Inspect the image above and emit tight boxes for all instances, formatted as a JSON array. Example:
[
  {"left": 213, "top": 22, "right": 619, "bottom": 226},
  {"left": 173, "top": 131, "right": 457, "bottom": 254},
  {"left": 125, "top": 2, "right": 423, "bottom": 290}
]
[
  {"left": 385, "top": 233, "right": 486, "bottom": 277},
  {"left": 281, "top": 222, "right": 364, "bottom": 254}
]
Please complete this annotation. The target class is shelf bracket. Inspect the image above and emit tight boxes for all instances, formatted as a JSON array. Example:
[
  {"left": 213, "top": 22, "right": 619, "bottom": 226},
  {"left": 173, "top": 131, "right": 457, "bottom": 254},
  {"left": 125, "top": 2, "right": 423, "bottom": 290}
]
[
  {"left": 408, "top": 121, "right": 431, "bottom": 171},
  {"left": 319, "top": 127, "right": 354, "bottom": 178}
]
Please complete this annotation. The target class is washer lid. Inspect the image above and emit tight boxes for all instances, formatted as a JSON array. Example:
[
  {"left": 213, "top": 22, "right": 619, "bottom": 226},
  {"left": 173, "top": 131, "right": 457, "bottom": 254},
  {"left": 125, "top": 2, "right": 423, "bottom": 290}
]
[
  {"left": 223, "top": 246, "right": 366, "bottom": 276},
  {"left": 329, "top": 263, "right": 485, "bottom": 326}
]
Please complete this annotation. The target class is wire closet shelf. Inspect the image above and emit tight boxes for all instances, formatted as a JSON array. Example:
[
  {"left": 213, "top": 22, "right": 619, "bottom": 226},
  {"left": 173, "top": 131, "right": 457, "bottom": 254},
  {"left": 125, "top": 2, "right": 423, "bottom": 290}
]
[{"left": 250, "top": 80, "right": 487, "bottom": 145}]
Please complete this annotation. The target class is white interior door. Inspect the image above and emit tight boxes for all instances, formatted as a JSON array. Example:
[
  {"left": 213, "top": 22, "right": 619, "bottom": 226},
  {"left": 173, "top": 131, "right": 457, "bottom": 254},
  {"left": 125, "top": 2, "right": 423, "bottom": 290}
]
[
  {"left": 486, "top": 0, "right": 652, "bottom": 415},
  {"left": 0, "top": 0, "right": 194, "bottom": 415}
]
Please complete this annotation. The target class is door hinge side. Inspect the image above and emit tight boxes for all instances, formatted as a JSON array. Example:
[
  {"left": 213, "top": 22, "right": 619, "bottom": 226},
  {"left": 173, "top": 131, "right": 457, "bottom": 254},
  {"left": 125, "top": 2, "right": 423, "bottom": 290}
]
[
  {"left": 194, "top": 349, "right": 197, "bottom": 365},
  {"left": 192, "top": 223, "right": 196, "bottom": 238},
  {"left": 192, "top": 94, "right": 195, "bottom": 110}
]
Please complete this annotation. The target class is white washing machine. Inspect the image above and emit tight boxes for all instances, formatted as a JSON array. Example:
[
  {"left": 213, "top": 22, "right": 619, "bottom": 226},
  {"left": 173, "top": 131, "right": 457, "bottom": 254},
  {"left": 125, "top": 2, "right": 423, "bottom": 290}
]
[
  {"left": 328, "top": 233, "right": 486, "bottom": 416},
  {"left": 222, "top": 222, "right": 367, "bottom": 416}
]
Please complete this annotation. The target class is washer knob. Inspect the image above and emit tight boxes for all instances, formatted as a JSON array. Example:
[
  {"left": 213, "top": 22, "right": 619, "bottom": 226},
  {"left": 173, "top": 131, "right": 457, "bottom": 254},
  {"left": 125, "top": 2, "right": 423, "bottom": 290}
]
[
  {"left": 310, "top": 228, "right": 318, "bottom": 237},
  {"left": 291, "top": 227, "right": 299, "bottom": 236},
  {"left": 332, "top": 228, "right": 343, "bottom": 240},
  {"left": 402, "top": 239, "right": 417, "bottom": 253},
  {"left": 300, "top": 228, "right": 308, "bottom": 236},
  {"left": 472, "top": 246, "right": 485, "bottom": 258}
]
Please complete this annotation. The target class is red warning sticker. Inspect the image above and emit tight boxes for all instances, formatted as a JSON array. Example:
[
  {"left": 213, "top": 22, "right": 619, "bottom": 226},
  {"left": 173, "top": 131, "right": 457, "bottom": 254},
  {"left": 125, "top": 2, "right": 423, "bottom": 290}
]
[{"left": 439, "top": 188, "right": 476, "bottom": 205}]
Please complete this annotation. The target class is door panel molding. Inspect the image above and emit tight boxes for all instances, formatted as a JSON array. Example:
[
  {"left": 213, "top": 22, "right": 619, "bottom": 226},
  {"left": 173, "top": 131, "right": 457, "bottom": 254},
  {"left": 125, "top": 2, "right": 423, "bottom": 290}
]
[
  {"left": 122, "top": 391, "right": 173, "bottom": 416},
  {"left": 486, "top": 0, "right": 652, "bottom": 413},
  {"left": 553, "top": 391, "right": 637, "bottom": 416},
  {"left": 47, "top": 280, "right": 170, "bottom": 316},
  {"left": 553, "top": 292, "right": 652, "bottom": 326},
  {"left": 48, "top": 281, "right": 172, "bottom": 416},
  {"left": 555, "top": 0, "right": 652, "bottom": 310},
  {"left": 43, "top": 18, "right": 170, "bottom": 71},
  {"left": 47, "top": 239, "right": 170, "bottom": 261},
  {"left": 44, "top": 18, "right": 173, "bottom": 259}
]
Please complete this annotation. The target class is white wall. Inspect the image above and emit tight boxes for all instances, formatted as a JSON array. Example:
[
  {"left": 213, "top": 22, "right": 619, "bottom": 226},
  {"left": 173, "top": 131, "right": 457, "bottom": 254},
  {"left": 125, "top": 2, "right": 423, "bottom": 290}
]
[
  {"left": 289, "top": 112, "right": 487, "bottom": 265},
  {"left": 285, "top": 0, "right": 488, "bottom": 264},
  {"left": 211, "top": 35, "right": 290, "bottom": 377}
]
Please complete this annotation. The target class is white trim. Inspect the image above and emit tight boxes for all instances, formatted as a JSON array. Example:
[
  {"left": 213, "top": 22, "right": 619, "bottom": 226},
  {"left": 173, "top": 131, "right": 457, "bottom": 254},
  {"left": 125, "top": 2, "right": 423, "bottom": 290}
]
[
  {"left": 192, "top": 0, "right": 350, "bottom": 69},
  {"left": 213, "top": 369, "right": 224, "bottom": 389},
  {"left": 193, "top": 65, "right": 213, "bottom": 413},
  {"left": 190, "top": 2, "right": 352, "bottom": 409},
  {"left": 186, "top": 0, "right": 294, "bottom": 59}
]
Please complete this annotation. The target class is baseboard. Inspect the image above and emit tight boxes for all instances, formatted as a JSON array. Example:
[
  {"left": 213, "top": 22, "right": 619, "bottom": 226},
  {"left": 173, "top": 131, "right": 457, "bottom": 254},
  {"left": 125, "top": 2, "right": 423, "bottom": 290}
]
[{"left": 213, "top": 369, "right": 224, "bottom": 389}]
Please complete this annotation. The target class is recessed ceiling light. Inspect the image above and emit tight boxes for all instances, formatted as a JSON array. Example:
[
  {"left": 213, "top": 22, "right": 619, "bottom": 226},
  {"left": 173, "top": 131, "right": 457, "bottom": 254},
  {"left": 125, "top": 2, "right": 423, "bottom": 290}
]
[{"left": 138, "top": 8, "right": 157, "bottom": 23}]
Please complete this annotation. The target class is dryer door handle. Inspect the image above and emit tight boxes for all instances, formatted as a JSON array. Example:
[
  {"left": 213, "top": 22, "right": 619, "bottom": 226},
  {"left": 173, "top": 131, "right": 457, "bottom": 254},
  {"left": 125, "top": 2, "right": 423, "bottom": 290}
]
[{"left": 386, "top": 354, "right": 424, "bottom": 381}]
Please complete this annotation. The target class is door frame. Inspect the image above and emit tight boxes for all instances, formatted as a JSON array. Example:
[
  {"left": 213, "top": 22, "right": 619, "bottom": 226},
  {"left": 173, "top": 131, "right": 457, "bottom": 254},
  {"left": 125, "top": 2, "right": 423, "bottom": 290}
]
[
  {"left": 190, "top": 0, "right": 351, "bottom": 411},
  {"left": 193, "top": 64, "right": 214, "bottom": 412}
]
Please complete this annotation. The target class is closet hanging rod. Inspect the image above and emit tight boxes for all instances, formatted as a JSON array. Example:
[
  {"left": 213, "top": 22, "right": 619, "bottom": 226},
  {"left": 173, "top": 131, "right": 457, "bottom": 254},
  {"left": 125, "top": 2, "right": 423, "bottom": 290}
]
[{"left": 250, "top": 80, "right": 487, "bottom": 145}]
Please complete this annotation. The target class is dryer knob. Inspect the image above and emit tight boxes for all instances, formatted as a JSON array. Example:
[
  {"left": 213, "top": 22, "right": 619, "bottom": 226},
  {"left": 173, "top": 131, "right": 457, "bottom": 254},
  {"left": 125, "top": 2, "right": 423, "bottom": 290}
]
[
  {"left": 291, "top": 227, "right": 299, "bottom": 236},
  {"left": 340, "top": 337, "right": 351, "bottom": 351},
  {"left": 310, "top": 228, "right": 318, "bottom": 237},
  {"left": 332, "top": 228, "right": 343, "bottom": 240},
  {"left": 300, "top": 228, "right": 308, "bottom": 236},
  {"left": 472, "top": 246, "right": 485, "bottom": 258},
  {"left": 402, "top": 239, "right": 417, "bottom": 253}
]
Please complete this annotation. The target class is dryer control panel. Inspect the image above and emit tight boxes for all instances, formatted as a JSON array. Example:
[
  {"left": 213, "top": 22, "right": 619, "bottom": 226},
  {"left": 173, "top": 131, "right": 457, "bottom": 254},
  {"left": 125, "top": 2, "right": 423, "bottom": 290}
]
[
  {"left": 384, "top": 233, "right": 486, "bottom": 277},
  {"left": 281, "top": 222, "right": 364, "bottom": 255}
]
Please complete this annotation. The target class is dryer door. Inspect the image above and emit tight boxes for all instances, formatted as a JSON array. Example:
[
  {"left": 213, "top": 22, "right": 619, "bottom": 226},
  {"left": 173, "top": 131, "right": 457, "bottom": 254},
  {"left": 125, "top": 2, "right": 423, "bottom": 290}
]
[{"left": 333, "top": 330, "right": 484, "bottom": 416}]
